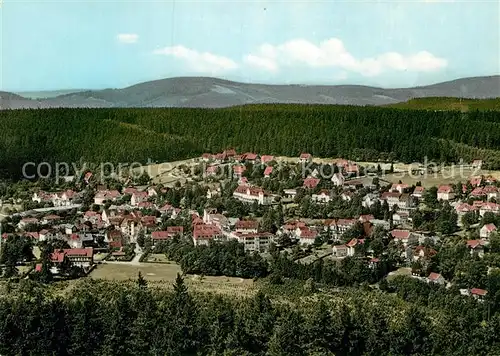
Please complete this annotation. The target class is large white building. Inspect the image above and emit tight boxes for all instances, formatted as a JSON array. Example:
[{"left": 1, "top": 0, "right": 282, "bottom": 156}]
[{"left": 233, "top": 185, "right": 274, "bottom": 205}]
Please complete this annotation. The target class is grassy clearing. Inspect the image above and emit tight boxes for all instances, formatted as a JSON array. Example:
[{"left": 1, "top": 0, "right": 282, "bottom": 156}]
[
  {"left": 145, "top": 254, "right": 172, "bottom": 263},
  {"left": 387, "top": 267, "right": 411, "bottom": 281},
  {"left": 88, "top": 262, "right": 256, "bottom": 296}
]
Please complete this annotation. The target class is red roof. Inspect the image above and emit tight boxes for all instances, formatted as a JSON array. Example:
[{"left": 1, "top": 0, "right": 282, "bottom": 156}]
[
  {"left": 264, "top": 166, "right": 273, "bottom": 176},
  {"left": 235, "top": 220, "right": 259, "bottom": 230},
  {"left": 260, "top": 155, "right": 274, "bottom": 163},
  {"left": 193, "top": 224, "right": 222, "bottom": 240},
  {"left": 233, "top": 165, "right": 246, "bottom": 174},
  {"left": 243, "top": 152, "right": 258, "bottom": 160},
  {"left": 428, "top": 272, "right": 442, "bottom": 281},
  {"left": 303, "top": 177, "right": 320, "bottom": 189},
  {"left": 483, "top": 223, "right": 497, "bottom": 232},
  {"left": 391, "top": 229, "right": 410, "bottom": 239},
  {"left": 299, "top": 153, "right": 312, "bottom": 159},
  {"left": 471, "top": 288, "right": 488, "bottom": 296},
  {"left": 437, "top": 185, "right": 453, "bottom": 193}
]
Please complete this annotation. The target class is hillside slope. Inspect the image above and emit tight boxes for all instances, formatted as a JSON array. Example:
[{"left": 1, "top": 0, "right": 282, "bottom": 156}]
[{"left": 2, "top": 75, "right": 499, "bottom": 109}]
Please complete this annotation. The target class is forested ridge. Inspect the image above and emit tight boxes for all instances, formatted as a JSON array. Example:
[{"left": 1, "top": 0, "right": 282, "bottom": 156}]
[{"left": 1, "top": 105, "right": 500, "bottom": 178}]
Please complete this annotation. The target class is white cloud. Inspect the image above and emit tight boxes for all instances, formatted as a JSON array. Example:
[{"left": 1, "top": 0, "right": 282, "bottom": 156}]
[
  {"left": 153, "top": 45, "right": 238, "bottom": 74},
  {"left": 244, "top": 38, "right": 448, "bottom": 77},
  {"left": 117, "top": 34, "right": 139, "bottom": 44}
]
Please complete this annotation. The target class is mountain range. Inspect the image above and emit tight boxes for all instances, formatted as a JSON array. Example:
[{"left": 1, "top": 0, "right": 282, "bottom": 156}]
[{"left": 1, "top": 75, "right": 499, "bottom": 109}]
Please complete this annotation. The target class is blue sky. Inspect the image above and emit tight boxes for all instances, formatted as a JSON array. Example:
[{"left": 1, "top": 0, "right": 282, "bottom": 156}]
[{"left": 1, "top": 0, "right": 499, "bottom": 91}]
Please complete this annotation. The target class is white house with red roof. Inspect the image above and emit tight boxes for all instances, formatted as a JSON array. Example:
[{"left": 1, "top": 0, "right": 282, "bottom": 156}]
[
  {"left": 332, "top": 244, "right": 348, "bottom": 258},
  {"left": 478, "top": 202, "right": 500, "bottom": 216},
  {"left": 193, "top": 224, "right": 223, "bottom": 246},
  {"left": 18, "top": 217, "right": 39, "bottom": 229},
  {"left": 312, "top": 189, "right": 331, "bottom": 203},
  {"left": 391, "top": 229, "right": 411, "bottom": 246},
  {"left": 411, "top": 186, "right": 425, "bottom": 199},
  {"left": 297, "top": 227, "right": 318, "bottom": 246},
  {"left": 233, "top": 232, "right": 274, "bottom": 252},
  {"left": 50, "top": 247, "right": 94, "bottom": 271},
  {"left": 299, "top": 153, "right": 312, "bottom": 163},
  {"left": 233, "top": 165, "right": 246, "bottom": 178},
  {"left": 264, "top": 166, "right": 273, "bottom": 178},
  {"left": 466, "top": 239, "right": 487, "bottom": 257},
  {"left": 437, "top": 185, "right": 455, "bottom": 201},
  {"left": 235, "top": 219, "right": 259, "bottom": 234},
  {"left": 346, "top": 238, "right": 364, "bottom": 256},
  {"left": 480, "top": 223, "right": 497, "bottom": 239},
  {"left": 470, "top": 288, "right": 488, "bottom": 300},
  {"left": 427, "top": 272, "right": 445, "bottom": 285},
  {"left": 131, "top": 191, "right": 149, "bottom": 206}
]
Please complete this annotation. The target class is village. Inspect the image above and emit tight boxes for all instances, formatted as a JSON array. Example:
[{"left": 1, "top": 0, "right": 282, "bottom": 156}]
[{"left": 0, "top": 150, "right": 497, "bottom": 300}]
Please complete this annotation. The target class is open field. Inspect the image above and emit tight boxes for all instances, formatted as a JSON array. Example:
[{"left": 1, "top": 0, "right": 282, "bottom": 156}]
[{"left": 88, "top": 262, "right": 256, "bottom": 296}]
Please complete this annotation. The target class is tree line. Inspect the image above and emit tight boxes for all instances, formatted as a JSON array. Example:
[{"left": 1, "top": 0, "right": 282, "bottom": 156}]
[{"left": 2, "top": 105, "right": 500, "bottom": 178}]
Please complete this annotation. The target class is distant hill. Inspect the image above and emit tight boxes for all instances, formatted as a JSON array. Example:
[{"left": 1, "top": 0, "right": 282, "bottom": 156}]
[{"left": 0, "top": 75, "right": 499, "bottom": 109}]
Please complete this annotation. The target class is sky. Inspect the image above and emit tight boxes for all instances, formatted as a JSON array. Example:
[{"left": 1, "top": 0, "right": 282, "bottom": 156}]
[{"left": 1, "top": 0, "right": 499, "bottom": 91}]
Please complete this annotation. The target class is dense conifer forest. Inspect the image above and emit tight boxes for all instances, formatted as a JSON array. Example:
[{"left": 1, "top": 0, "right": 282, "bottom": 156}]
[
  {"left": 1, "top": 105, "right": 500, "bottom": 178},
  {"left": 1, "top": 274, "right": 499, "bottom": 356}
]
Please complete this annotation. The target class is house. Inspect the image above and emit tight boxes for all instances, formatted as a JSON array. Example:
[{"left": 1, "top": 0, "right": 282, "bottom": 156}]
[
  {"left": 303, "top": 177, "right": 320, "bottom": 189},
  {"left": 380, "top": 192, "right": 401, "bottom": 209},
  {"left": 18, "top": 217, "right": 39, "bottom": 229},
  {"left": 413, "top": 245, "right": 437, "bottom": 261},
  {"left": 50, "top": 247, "right": 94, "bottom": 271},
  {"left": 332, "top": 244, "right": 348, "bottom": 258},
  {"left": 235, "top": 219, "right": 259, "bottom": 234},
  {"left": 52, "top": 190, "right": 77, "bottom": 207},
  {"left": 393, "top": 211, "right": 410, "bottom": 225},
  {"left": 412, "top": 186, "right": 425, "bottom": 199},
  {"left": 470, "top": 288, "right": 487, "bottom": 300},
  {"left": 335, "top": 219, "right": 357, "bottom": 234},
  {"left": 480, "top": 223, "right": 497, "bottom": 239},
  {"left": 478, "top": 202, "right": 500, "bottom": 216},
  {"left": 437, "top": 185, "right": 455, "bottom": 201},
  {"left": 297, "top": 228, "right": 318, "bottom": 246},
  {"left": 192, "top": 224, "right": 223, "bottom": 246},
  {"left": 242, "top": 152, "right": 259, "bottom": 163},
  {"left": 201, "top": 153, "right": 213, "bottom": 162},
  {"left": 299, "top": 153, "right": 312, "bottom": 163},
  {"left": 264, "top": 166, "right": 273, "bottom": 178},
  {"left": 233, "top": 185, "right": 274, "bottom": 205},
  {"left": 427, "top": 272, "right": 445, "bottom": 285},
  {"left": 203, "top": 209, "right": 230, "bottom": 231},
  {"left": 391, "top": 229, "right": 411, "bottom": 246},
  {"left": 151, "top": 228, "right": 183, "bottom": 244},
  {"left": 131, "top": 191, "right": 149, "bottom": 206},
  {"left": 331, "top": 173, "right": 345, "bottom": 186},
  {"left": 471, "top": 160, "right": 483, "bottom": 170},
  {"left": 362, "top": 193, "right": 379, "bottom": 208},
  {"left": 94, "top": 190, "right": 121, "bottom": 205},
  {"left": 391, "top": 183, "right": 409, "bottom": 194},
  {"left": 312, "top": 190, "right": 331, "bottom": 203},
  {"left": 41, "top": 214, "right": 61, "bottom": 225},
  {"left": 205, "top": 165, "right": 219, "bottom": 177},
  {"left": 343, "top": 164, "right": 359, "bottom": 177},
  {"left": 233, "top": 165, "right": 247, "bottom": 178},
  {"left": 346, "top": 238, "right": 364, "bottom": 256},
  {"left": 233, "top": 232, "right": 274, "bottom": 252},
  {"left": 467, "top": 239, "right": 487, "bottom": 257},
  {"left": 455, "top": 203, "right": 478, "bottom": 225}
]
